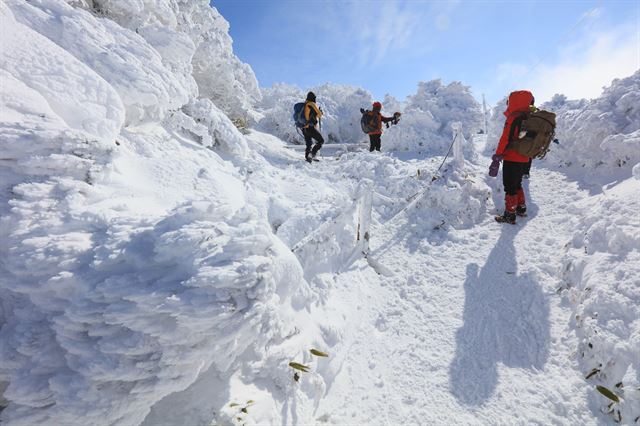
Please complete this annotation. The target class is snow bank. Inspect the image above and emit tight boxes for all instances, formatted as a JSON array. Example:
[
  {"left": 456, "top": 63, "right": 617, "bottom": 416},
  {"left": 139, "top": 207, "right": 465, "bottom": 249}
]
[
  {"left": 544, "top": 71, "right": 640, "bottom": 177},
  {"left": 0, "top": 1, "right": 320, "bottom": 424},
  {"left": 560, "top": 178, "right": 640, "bottom": 424}
]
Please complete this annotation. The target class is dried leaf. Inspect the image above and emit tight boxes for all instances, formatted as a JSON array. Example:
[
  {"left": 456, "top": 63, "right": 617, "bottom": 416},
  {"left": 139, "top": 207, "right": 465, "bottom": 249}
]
[
  {"left": 246, "top": 400, "right": 255, "bottom": 404},
  {"left": 293, "top": 372, "right": 300, "bottom": 382},
  {"left": 596, "top": 385, "right": 620, "bottom": 403},
  {"left": 229, "top": 403, "right": 239, "bottom": 407},
  {"left": 310, "top": 349, "right": 329, "bottom": 357},
  {"left": 241, "top": 408, "right": 248, "bottom": 414},
  {"left": 288, "top": 362, "right": 310, "bottom": 372}
]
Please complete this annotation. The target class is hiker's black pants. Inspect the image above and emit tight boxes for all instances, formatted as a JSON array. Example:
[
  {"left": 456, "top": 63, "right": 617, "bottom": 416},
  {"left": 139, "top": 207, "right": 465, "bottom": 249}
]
[
  {"left": 302, "top": 127, "right": 324, "bottom": 155},
  {"left": 523, "top": 158, "right": 532, "bottom": 175},
  {"left": 369, "top": 134, "right": 381, "bottom": 152},
  {"left": 503, "top": 161, "right": 527, "bottom": 196}
]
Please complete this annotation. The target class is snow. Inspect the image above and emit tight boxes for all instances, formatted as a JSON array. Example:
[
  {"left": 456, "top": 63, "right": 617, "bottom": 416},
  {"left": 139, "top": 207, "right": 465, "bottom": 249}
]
[{"left": 0, "top": 0, "right": 638, "bottom": 424}]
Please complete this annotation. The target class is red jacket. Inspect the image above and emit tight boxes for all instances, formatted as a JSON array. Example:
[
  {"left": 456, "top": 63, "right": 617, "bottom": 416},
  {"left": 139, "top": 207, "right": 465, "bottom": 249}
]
[
  {"left": 495, "top": 90, "right": 534, "bottom": 163},
  {"left": 368, "top": 110, "right": 395, "bottom": 135}
]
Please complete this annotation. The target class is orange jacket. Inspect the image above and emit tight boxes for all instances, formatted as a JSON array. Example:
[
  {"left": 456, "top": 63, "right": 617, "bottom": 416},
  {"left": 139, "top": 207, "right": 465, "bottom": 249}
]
[
  {"left": 303, "top": 101, "right": 322, "bottom": 129},
  {"left": 495, "top": 90, "right": 534, "bottom": 163},
  {"left": 368, "top": 110, "right": 395, "bottom": 135}
]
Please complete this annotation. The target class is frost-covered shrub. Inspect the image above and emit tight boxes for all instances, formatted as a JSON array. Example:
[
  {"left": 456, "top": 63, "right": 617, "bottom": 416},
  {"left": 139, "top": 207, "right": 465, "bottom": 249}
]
[
  {"left": 257, "top": 83, "right": 373, "bottom": 145},
  {"left": 546, "top": 70, "right": 640, "bottom": 176},
  {"left": 384, "top": 80, "right": 481, "bottom": 159},
  {"left": 482, "top": 96, "right": 507, "bottom": 156},
  {"left": 179, "top": 98, "right": 249, "bottom": 157}
]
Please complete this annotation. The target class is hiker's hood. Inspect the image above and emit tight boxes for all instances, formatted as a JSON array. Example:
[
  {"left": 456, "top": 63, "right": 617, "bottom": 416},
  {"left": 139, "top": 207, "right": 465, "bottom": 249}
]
[{"left": 504, "top": 90, "right": 534, "bottom": 117}]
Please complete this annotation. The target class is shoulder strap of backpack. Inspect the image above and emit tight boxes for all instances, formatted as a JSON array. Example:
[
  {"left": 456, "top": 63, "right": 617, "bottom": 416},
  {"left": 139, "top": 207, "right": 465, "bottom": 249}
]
[{"left": 508, "top": 112, "right": 527, "bottom": 142}]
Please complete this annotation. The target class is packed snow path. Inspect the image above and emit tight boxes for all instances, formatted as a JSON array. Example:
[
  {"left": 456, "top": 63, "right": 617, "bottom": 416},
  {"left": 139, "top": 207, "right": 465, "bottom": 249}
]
[{"left": 317, "top": 166, "right": 595, "bottom": 424}]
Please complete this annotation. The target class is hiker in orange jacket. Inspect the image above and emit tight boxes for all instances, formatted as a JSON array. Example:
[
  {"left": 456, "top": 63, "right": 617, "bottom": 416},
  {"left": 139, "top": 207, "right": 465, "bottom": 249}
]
[
  {"left": 367, "top": 101, "right": 401, "bottom": 152},
  {"left": 302, "top": 91, "right": 324, "bottom": 162},
  {"left": 492, "top": 90, "right": 535, "bottom": 224}
]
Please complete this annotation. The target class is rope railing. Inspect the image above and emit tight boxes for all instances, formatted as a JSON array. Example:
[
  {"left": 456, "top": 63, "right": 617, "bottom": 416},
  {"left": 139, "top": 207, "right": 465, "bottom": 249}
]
[{"left": 290, "top": 125, "right": 466, "bottom": 269}]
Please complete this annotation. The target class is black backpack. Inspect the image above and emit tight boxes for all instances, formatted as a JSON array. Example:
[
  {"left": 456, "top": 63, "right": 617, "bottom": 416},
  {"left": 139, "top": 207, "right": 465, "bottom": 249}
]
[
  {"left": 360, "top": 109, "right": 377, "bottom": 134},
  {"left": 509, "top": 109, "right": 556, "bottom": 159}
]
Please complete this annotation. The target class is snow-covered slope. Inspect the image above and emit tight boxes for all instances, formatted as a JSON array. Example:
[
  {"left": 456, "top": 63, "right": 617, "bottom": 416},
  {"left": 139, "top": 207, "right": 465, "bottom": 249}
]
[{"left": 0, "top": 1, "right": 312, "bottom": 424}]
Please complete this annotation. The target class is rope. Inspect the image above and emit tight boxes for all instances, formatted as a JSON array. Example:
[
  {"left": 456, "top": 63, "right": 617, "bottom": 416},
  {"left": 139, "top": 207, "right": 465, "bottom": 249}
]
[
  {"left": 434, "top": 131, "right": 458, "bottom": 178},
  {"left": 384, "top": 131, "right": 459, "bottom": 225}
]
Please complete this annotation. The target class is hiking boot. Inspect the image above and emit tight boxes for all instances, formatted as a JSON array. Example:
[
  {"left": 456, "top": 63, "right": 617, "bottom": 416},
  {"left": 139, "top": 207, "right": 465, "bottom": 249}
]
[
  {"left": 495, "top": 211, "right": 516, "bottom": 224},
  {"left": 305, "top": 153, "right": 312, "bottom": 163},
  {"left": 516, "top": 204, "right": 527, "bottom": 217}
]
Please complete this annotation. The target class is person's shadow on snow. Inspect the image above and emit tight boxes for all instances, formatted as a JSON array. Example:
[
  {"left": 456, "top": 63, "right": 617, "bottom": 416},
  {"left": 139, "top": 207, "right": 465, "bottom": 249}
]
[{"left": 449, "top": 227, "right": 550, "bottom": 405}]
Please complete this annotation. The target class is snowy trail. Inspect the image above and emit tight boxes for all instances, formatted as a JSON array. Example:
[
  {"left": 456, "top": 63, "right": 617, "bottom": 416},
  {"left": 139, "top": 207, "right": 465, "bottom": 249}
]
[{"left": 318, "top": 167, "right": 596, "bottom": 424}]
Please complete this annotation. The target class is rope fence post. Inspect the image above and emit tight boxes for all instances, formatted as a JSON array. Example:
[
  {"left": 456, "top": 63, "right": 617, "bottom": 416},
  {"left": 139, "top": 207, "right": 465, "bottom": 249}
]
[{"left": 356, "top": 181, "right": 373, "bottom": 257}]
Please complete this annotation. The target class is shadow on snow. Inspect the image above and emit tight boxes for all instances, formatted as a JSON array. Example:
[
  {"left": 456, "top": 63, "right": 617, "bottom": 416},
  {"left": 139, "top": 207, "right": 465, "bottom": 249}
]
[{"left": 449, "top": 225, "right": 550, "bottom": 406}]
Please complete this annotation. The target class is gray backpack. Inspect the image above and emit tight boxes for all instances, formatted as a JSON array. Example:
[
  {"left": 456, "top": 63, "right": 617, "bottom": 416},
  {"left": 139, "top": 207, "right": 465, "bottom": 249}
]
[{"left": 509, "top": 110, "right": 556, "bottom": 159}]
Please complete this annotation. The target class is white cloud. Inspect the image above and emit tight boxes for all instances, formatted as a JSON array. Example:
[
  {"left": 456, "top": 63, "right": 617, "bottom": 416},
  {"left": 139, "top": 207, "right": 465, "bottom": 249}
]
[
  {"left": 348, "top": 2, "right": 424, "bottom": 67},
  {"left": 497, "top": 23, "right": 639, "bottom": 103}
]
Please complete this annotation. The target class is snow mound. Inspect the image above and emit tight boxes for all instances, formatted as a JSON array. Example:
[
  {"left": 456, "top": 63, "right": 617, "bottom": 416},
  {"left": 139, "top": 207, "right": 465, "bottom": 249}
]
[
  {"left": 0, "top": 4, "right": 124, "bottom": 142},
  {"left": 385, "top": 79, "right": 482, "bottom": 157},
  {"left": 545, "top": 71, "right": 640, "bottom": 177},
  {"left": 83, "top": 0, "right": 262, "bottom": 122},
  {"left": 8, "top": 0, "right": 189, "bottom": 126},
  {"left": 561, "top": 178, "right": 640, "bottom": 423},
  {"left": 0, "top": 1, "right": 318, "bottom": 424}
]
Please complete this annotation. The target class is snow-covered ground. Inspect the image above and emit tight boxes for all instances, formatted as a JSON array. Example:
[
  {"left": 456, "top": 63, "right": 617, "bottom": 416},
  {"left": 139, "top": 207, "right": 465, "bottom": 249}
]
[{"left": 1, "top": 0, "right": 638, "bottom": 425}]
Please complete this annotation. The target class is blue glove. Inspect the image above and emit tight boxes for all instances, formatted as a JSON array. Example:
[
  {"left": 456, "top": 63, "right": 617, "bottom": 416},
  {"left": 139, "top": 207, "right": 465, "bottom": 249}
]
[{"left": 488, "top": 154, "right": 503, "bottom": 177}]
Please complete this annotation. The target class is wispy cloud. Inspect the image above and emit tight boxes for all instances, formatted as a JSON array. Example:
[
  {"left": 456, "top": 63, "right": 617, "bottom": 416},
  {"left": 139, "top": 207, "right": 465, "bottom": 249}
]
[
  {"left": 494, "top": 21, "right": 639, "bottom": 103},
  {"left": 307, "top": 1, "right": 430, "bottom": 68}
]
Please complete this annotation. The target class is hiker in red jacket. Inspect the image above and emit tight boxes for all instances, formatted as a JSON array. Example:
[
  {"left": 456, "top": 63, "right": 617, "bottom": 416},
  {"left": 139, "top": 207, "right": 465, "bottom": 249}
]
[
  {"left": 367, "top": 102, "right": 401, "bottom": 152},
  {"left": 492, "top": 90, "right": 536, "bottom": 224}
]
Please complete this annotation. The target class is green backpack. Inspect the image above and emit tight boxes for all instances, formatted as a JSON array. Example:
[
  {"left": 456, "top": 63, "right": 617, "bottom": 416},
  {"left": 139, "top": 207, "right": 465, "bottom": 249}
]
[{"left": 509, "top": 110, "right": 556, "bottom": 159}]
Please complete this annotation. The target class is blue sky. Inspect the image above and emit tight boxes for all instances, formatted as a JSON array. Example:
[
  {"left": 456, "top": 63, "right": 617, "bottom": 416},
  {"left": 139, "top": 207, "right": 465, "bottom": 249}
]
[{"left": 212, "top": 0, "right": 640, "bottom": 106}]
